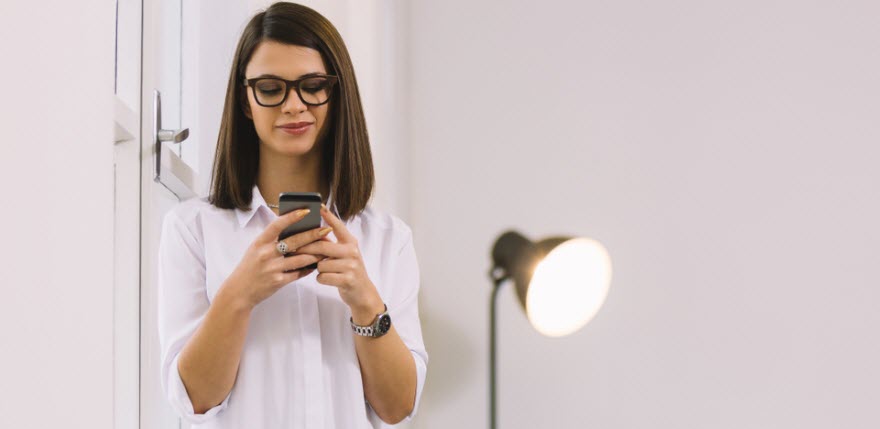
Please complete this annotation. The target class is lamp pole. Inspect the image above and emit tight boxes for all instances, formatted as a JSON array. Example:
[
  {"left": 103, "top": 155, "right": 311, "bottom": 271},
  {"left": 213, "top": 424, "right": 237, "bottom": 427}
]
[{"left": 489, "top": 267, "right": 506, "bottom": 429}]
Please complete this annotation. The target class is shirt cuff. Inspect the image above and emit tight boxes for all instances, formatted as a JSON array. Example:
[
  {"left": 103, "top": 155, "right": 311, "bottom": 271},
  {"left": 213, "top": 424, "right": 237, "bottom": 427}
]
[
  {"left": 167, "top": 352, "right": 232, "bottom": 423},
  {"left": 401, "top": 349, "right": 428, "bottom": 422}
]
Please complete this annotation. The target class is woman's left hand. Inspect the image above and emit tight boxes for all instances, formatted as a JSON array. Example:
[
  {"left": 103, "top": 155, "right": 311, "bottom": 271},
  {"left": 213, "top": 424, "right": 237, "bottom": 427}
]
[{"left": 295, "top": 204, "right": 384, "bottom": 323}]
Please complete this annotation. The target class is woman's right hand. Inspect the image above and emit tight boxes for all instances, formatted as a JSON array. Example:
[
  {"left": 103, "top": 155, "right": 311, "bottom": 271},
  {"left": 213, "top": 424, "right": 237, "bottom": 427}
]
[{"left": 223, "top": 208, "right": 333, "bottom": 309}]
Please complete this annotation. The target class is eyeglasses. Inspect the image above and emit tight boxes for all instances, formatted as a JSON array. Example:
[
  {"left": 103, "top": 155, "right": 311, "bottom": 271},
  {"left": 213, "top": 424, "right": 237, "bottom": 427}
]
[{"left": 242, "top": 74, "right": 339, "bottom": 107}]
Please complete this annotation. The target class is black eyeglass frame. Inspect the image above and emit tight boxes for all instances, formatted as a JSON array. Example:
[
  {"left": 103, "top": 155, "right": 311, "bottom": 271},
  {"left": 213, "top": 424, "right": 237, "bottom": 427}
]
[{"left": 242, "top": 74, "right": 339, "bottom": 107}]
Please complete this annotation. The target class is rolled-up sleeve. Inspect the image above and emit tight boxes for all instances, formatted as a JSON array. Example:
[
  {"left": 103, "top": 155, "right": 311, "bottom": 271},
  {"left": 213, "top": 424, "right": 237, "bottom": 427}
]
[
  {"left": 157, "top": 209, "right": 231, "bottom": 423},
  {"left": 367, "top": 222, "right": 429, "bottom": 425}
]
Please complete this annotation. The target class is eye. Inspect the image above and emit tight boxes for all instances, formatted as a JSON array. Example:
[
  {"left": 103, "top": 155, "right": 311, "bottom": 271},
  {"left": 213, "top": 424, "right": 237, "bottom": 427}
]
[
  {"left": 301, "top": 78, "right": 329, "bottom": 94},
  {"left": 255, "top": 79, "right": 285, "bottom": 94}
]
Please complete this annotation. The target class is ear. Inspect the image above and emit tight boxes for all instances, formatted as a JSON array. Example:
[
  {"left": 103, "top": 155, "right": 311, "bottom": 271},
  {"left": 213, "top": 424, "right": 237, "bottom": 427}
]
[{"left": 240, "top": 88, "right": 253, "bottom": 120}]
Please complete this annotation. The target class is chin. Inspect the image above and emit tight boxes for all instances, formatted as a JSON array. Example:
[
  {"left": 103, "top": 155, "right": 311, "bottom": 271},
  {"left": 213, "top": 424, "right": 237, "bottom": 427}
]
[{"left": 267, "top": 141, "right": 318, "bottom": 157}]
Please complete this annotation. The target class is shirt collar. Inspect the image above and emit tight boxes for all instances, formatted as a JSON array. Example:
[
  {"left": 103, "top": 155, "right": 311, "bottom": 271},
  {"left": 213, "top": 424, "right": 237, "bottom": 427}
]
[{"left": 236, "top": 184, "right": 340, "bottom": 228}]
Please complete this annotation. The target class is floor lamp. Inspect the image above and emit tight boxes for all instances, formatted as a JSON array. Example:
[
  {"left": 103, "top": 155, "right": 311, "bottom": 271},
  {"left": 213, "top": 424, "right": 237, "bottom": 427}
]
[{"left": 488, "top": 230, "right": 612, "bottom": 429}]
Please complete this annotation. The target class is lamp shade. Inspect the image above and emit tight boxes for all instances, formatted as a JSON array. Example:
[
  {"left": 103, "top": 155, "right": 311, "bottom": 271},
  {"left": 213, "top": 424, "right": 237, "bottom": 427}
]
[{"left": 491, "top": 230, "right": 612, "bottom": 337}]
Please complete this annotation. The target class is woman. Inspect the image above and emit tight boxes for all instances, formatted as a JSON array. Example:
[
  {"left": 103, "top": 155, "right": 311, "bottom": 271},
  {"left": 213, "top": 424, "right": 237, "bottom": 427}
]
[{"left": 157, "top": 2, "right": 428, "bottom": 428}]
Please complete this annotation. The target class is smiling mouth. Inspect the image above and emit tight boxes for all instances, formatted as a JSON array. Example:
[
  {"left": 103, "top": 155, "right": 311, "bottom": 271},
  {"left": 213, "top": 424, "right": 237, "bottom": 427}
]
[
  {"left": 278, "top": 122, "right": 314, "bottom": 129},
  {"left": 278, "top": 123, "right": 312, "bottom": 135}
]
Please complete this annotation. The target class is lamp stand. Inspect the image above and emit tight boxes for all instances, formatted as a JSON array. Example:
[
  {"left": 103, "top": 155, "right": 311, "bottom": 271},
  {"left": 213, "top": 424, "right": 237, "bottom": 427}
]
[{"left": 489, "top": 269, "right": 506, "bottom": 429}]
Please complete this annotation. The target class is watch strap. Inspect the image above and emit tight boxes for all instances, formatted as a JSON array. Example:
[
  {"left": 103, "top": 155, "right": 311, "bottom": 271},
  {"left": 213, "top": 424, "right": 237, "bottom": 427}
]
[{"left": 350, "top": 303, "right": 389, "bottom": 337}]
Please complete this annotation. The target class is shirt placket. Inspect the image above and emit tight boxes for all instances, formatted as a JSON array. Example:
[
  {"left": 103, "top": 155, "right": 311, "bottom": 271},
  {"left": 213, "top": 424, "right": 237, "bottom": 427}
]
[{"left": 297, "top": 280, "right": 325, "bottom": 428}]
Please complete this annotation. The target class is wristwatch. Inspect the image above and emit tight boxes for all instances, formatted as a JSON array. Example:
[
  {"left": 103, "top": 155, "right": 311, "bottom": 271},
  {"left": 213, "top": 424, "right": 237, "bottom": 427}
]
[{"left": 350, "top": 304, "right": 391, "bottom": 338}]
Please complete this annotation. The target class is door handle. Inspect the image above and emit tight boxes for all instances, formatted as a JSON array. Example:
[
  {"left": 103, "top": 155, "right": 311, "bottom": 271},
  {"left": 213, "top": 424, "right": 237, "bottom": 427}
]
[
  {"left": 158, "top": 128, "right": 189, "bottom": 143},
  {"left": 153, "top": 89, "right": 197, "bottom": 200}
]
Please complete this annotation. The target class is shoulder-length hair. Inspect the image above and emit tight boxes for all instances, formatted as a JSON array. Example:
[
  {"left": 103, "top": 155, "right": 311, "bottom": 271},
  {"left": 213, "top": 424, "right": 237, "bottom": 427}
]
[{"left": 208, "top": 1, "right": 374, "bottom": 222}]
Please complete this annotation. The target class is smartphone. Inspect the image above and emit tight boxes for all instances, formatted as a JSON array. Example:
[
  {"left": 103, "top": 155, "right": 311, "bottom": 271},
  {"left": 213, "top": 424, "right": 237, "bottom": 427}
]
[{"left": 278, "top": 192, "right": 323, "bottom": 271}]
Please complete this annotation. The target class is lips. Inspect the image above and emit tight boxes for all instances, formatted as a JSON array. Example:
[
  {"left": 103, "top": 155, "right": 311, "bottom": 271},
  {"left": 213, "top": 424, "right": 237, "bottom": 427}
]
[
  {"left": 278, "top": 122, "right": 313, "bottom": 129},
  {"left": 278, "top": 122, "right": 312, "bottom": 136}
]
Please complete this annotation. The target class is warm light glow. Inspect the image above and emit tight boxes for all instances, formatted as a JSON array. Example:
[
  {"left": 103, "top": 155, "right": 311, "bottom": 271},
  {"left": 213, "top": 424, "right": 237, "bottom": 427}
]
[{"left": 525, "top": 238, "right": 612, "bottom": 337}]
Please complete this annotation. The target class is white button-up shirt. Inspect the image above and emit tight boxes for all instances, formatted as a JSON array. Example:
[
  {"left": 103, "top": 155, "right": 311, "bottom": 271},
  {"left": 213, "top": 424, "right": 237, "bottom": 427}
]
[{"left": 157, "top": 184, "right": 428, "bottom": 428}]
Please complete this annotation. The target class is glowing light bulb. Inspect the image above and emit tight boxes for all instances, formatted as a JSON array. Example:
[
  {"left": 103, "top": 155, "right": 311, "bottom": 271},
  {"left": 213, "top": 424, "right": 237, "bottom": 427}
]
[{"left": 525, "top": 238, "right": 612, "bottom": 337}]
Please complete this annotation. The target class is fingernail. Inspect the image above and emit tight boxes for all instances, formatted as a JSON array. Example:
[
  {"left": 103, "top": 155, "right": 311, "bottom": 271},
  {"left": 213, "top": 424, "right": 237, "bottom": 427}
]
[
  {"left": 294, "top": 208, "right": 310, "bottom": 216},
  {"left": 319, "top": 227, "right": 333, "bottom": 236}
]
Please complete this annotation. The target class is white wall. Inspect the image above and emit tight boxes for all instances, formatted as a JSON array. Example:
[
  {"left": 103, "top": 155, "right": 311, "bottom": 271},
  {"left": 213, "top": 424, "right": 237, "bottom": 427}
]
[
  {"left": 408, "top": 1, "right": 880, "bottom": 428},
  {"left": 0, "top": 1, "right": 115, "bottom": 428}
]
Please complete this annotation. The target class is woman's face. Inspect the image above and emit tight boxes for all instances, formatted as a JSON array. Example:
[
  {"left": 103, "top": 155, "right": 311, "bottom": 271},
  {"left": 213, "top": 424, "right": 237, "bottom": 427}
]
[{"left": 242, "top": 41, "right": 332, "bottom": 158}]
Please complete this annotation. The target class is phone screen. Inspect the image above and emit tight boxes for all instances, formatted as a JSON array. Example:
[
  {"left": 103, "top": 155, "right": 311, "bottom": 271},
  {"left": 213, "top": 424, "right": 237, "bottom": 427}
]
[{"left": 278, "top": 192, "right": 322, "bottom": 270}]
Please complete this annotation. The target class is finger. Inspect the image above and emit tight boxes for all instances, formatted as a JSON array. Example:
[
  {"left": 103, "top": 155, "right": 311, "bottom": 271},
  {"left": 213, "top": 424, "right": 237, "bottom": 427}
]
[
  {"left": 297, "top": 240, "right": 360, "bottom": 259},
  {"left": 320, "top": 204, "right": 355, "bottom": 244},
  {"left": 316, "top": 258, "right": 355, "bottom": 274},
  {"left": 279, "top": 253, "right": 325, "bottom": 272},
  {"left": 315, "top": 272, "right": 345, "bottom": 287},
  {"left": 257, "top": 208, "right": 311, "bottom": 244},
  {"left": 280, "top": 267, "right": 316, "bottom": 284},
  {"left": 281, "top": 225, "right": 333, "bottom": 251},
  {"left": 295, "top": 240, "right": 348, "bottom": 259}
]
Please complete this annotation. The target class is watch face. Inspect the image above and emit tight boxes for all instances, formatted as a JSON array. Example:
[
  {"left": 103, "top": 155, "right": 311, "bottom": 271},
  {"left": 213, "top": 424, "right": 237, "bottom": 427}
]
[{"left": 377, "top": 314, "right": 392, "bottom": 334}]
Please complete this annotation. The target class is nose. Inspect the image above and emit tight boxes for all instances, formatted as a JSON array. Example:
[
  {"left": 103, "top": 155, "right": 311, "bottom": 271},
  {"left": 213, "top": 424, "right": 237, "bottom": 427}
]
[{"left": 281, "top": 86, "right": 308, "bottom": 113}]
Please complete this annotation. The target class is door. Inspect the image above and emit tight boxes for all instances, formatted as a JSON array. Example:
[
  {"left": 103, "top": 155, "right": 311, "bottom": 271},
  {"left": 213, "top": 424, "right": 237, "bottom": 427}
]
[{"left": 141, "top": 0, "right": 202, "bottom": 427}]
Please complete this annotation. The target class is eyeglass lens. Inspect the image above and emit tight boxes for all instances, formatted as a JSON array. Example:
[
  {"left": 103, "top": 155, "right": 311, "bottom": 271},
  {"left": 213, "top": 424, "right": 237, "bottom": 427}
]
[{"left": 253, "top": 77, "right": 333, "bottom": 106}]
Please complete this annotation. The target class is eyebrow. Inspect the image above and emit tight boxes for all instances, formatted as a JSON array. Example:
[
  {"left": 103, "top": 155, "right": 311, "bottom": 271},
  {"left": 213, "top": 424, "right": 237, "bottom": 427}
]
[{"left": 252, "top": 72, "right": 326, "bottom": 80}]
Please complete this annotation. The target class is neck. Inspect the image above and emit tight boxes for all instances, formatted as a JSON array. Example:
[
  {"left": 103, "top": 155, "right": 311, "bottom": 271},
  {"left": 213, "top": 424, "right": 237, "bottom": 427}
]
[{"left": 256, "top": 147, "right": 329, "bottom": 209}]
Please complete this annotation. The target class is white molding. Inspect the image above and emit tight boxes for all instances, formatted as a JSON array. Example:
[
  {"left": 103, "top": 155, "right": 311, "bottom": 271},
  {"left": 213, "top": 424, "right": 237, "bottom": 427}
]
[{"left": 113, "top": 0, "right": 142, "bottom": 428}]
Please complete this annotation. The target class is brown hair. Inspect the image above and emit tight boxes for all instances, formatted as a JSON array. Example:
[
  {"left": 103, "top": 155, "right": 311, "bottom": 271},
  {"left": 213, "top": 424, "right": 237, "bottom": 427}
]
[{"left": 208, "top": 1, "right": 374, "bottom": 222}]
